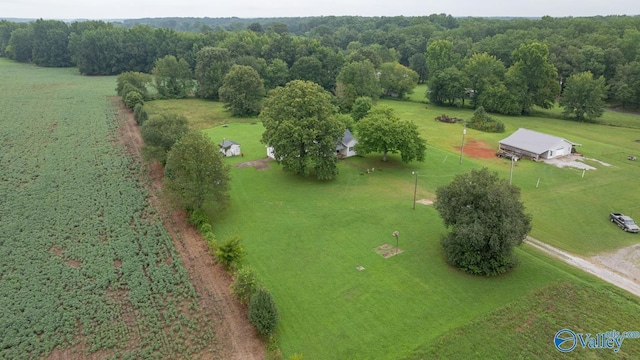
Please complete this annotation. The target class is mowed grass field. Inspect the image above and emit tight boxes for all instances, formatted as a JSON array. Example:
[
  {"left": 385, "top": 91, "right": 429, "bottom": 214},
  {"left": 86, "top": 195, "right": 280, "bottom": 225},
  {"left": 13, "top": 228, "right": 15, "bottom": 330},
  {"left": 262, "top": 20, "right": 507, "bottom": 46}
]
[
  {"left": 195, "top": 106, "right": 640, "bottom": 357},
  {"left": 0, "top": 59, "right": 219, "bottom": 358}
]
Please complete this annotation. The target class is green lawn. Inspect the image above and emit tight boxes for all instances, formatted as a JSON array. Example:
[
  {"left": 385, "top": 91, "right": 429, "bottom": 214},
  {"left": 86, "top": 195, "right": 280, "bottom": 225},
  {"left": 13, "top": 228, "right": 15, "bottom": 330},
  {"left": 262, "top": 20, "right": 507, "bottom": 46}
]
[
  {"left": 203, "top": 119, "right": 640, "bottom": 358},
  {"left": 143, "top": 81, "right": 640, "bottom": 358}
]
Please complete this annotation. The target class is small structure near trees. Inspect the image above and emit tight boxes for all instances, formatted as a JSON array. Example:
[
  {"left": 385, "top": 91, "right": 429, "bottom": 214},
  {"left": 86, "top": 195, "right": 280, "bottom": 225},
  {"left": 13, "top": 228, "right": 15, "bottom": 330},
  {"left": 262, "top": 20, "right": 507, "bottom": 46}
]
[
  {"left": 219, "top": 139, "right": 241, "bottom": 157},
  {"left": 336, "top": 129, "right": 358, "bottom": 158},
  {"left": 499, "top": 128, "right": 580, "bottom": 161}
]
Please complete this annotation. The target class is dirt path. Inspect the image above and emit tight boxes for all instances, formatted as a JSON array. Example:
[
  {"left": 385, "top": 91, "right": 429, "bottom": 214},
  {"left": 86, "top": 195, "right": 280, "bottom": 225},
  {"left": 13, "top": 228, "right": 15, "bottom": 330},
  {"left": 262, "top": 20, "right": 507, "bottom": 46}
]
[
  {"left": 114, "top": 100, "right": 265, "bottom": 360},
  {"left": 525, "top": 237, "right": 640, "bottom": 297}
]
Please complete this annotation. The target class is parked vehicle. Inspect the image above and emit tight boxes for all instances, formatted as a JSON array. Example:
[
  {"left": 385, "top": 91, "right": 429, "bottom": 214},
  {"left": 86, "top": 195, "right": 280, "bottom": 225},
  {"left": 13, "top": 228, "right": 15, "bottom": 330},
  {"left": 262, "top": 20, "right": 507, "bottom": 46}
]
[{"left": 610, "top": 213, "right": 640, "bottom": 233}]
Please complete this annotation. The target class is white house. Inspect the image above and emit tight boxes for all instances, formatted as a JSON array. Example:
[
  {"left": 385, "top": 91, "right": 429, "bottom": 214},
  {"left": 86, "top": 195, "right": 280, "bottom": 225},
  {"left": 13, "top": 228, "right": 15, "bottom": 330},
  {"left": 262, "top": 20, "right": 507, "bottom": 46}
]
[
  {"left": 219, "top": 139, "right": 241, "bottom": 157},
  {"left": 266, "top": 129, "right": 359, "bottom": 160},
  {"left": 336, "top": 129, "right": 358, "bottom": 158},
  {"left": 499, "top": 128, "right": 579, "bottom": 161}
]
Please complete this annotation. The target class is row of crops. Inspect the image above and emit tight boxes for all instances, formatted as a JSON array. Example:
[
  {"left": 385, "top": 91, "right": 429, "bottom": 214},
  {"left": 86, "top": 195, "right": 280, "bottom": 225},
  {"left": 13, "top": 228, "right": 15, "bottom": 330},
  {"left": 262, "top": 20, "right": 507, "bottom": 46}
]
[{"left": 0, "top": 60, "right": 218, "bottom": 358}]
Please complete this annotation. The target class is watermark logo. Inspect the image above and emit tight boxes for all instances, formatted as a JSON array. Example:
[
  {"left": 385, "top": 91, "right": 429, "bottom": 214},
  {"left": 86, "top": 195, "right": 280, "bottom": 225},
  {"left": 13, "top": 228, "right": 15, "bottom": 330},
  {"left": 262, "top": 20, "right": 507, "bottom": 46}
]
[
  {"left": 554, "top": 328, "right": 640, "bottom": 353},
  {"left": 554, "top": 329, "right": 577, "bottom": 353}
]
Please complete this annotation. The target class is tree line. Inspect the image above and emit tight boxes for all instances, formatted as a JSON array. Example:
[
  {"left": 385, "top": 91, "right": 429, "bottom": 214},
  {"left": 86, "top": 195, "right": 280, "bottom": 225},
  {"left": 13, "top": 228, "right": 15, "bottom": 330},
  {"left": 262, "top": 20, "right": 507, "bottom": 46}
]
[{"left": 1, "top": 15, "right": 640, "bottom": 112}]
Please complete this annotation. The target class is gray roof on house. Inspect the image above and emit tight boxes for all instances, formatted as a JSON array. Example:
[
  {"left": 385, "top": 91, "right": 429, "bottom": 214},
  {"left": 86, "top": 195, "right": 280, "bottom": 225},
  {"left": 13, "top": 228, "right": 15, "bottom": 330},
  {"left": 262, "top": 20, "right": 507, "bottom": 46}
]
[
  {"left": 337, "top": 129, "right": 357, "bottom": 150},
  {"left": 499, "top": 128, "right": 576, "bottom": 154},
  {"left": 220, "top": 139, "right": 239, "bottom": 148}
]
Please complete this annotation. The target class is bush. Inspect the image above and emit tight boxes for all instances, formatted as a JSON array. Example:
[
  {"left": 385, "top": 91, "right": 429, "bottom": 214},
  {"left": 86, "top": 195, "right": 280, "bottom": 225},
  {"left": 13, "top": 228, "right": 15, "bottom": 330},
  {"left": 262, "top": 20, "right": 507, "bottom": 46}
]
[
  {"left": 231, "top": 266, "right": 263, "bottom": 304},
  {"left": 202, "top": 231, "right": 218, "bottom": 254},
  {"left": 133, "top": 103, "right": 148, "bottom": 125},
  {"left": 215, "top": 235, "right": 245, "bottom": 271},
  {"left": 116, "top": 72, "right": 151, "bottom": 99},
  {"left": 188, "top": 208, "right": 209, "bottom": 229},
  {"left": 124, "top": 91, "right": 144, "bottom": 109},
  {"left": 249, "top": 288, "right": 279, "bottom": 336},
  {"left": 466, "top": 106, "right": 505, "bottom": 133}
]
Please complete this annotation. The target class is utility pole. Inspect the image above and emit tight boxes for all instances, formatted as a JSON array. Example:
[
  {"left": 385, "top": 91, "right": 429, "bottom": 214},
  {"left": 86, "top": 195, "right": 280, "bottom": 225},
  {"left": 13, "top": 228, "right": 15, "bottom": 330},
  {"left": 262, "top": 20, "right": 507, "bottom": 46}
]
[
  {"left": 510, "top": 157, "right": 514, "bottom": 184},
  {"left": 412, "top": 171, "right": 418, "bottom": 210},
  {"left": 459, "top": 124, "right": 466, "bottom": 164}
]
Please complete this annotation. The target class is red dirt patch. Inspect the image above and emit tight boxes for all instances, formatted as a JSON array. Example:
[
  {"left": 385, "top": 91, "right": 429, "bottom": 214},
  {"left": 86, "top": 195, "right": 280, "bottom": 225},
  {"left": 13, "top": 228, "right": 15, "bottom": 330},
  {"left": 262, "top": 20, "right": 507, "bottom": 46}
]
[{"left": 456, "top": 140, "right": 497, "bottom": 159}]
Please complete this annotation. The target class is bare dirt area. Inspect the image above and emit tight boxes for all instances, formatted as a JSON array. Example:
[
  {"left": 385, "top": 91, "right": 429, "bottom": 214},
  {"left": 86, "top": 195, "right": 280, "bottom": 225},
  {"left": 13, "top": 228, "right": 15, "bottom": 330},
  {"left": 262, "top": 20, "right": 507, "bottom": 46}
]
[
  {"left": 457, "top": 140, "right": 497, "bottom": 159},
  {"left": 525, "top": 237, "right": 640, "bottom": 297},
  {"left": 236, "top": 157, "right": 273, "bottom": 170},
  {"left": 113, "top": 99, "right": 265, "bottom": 360}
]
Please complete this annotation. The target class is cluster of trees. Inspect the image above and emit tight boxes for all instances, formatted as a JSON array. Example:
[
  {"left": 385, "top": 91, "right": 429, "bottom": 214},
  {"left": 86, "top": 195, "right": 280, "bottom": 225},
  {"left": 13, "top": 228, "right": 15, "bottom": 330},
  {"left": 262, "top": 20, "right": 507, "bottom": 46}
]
[{"left": 3, "top": 15, "right": 640, "bottom": 112}]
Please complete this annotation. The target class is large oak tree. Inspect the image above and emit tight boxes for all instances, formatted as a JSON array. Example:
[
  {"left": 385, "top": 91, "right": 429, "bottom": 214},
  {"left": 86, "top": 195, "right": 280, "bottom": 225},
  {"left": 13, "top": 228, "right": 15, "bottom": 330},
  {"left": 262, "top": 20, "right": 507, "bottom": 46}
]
[
  {"left": 260, "top": 80, "right": 344, "bottom": 180},
  {"left": 434, "top": 168, "right": 532, "bottom": 276},
  {"left": 355, "top": 106, "right": 426, "bottom": 163}
]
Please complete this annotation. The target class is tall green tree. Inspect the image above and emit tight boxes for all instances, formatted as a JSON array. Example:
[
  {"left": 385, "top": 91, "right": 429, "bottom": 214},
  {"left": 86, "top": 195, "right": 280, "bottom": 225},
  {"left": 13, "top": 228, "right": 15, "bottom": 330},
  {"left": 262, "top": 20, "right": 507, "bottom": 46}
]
[
  {"left": 263, "top": 59, "right": 289, "bottom": 90},
  {"left": 434, "top": 168, "right": 532, "bottom": 276},
  {"left": 335, "top": 60, "right": 380, "bottom": 111},
  {"left": 260, "top": 80, "right": 344, "bottom": 180},
  {"left": 427, "top": 66, "right": 468, "bottom": 106},
  {"left": 31, "top": 19, "right": 72, "bottom": 67},
  {"left": 508, "top": 42, "right": 560, "bottom": 114},
  {"left": 289, "top": 55, "right": 325, "bottom": 86},
  {"left": 426, "top": 39, "right": 458, "bottom": 76},
  {"left": 356, "top": 106, "right": 426, "bottom": 163},
  {"left": 164, "top": 131, "right": 231, "bottom": 211},
  {"left": 463, "top": 53, "right": 506, "bottom": 109},
  {"left": 152, "top": 55, "right": 194, "bottom": 99},
  {"left": 560, "top": 71, "right": 607, "bottom": 121},
  {"left": 141, "top": 113, "right": 189, "bottom": 153},
  {"left": 378, "top": 62, "right": 419, "bottom": 99},
  {"left": 195, "top": 47, "right": 232, "bottom": 99},
  {"left": 68, "top": 27, "right": 124, "bottom": 75},
  {"left": 5, "top": 27, "right": 33, "bottom": 62},
  {"left": 219, "top": 65, "right": 265, "bottom": 117},
  {"left": 611, "top": 61, "right": 640, "bottom": 109}
]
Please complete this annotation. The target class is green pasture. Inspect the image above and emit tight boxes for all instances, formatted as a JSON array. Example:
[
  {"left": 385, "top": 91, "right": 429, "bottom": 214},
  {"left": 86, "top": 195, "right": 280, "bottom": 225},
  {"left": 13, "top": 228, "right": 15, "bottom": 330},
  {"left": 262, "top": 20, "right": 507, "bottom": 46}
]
[{"left": 203, "top": 115, "right": 640, "bottom": 358}]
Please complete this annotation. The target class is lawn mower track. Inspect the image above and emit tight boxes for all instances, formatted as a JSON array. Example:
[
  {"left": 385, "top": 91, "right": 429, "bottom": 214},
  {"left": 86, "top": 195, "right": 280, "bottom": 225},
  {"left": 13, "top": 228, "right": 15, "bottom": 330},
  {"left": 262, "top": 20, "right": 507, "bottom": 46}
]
[{"left": 115, "top": 101, "right": 264, "bottom": 360}]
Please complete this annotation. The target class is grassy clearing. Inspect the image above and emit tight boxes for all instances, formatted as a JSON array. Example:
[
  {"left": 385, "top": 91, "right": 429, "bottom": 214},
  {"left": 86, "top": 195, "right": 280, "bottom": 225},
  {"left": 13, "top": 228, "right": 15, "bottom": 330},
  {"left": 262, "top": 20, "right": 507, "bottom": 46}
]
[
  {"left": 203, "top": 120, "right": 640, "bottom": 359},
  {"left": 144, "top": 97, "right": 259, "bottom": 130},
  {"left": 141, "top": 80, "right": 640, "bottom": 358},
  {"left": 0, "top": 59, "right": 218, "bottom": 358}
]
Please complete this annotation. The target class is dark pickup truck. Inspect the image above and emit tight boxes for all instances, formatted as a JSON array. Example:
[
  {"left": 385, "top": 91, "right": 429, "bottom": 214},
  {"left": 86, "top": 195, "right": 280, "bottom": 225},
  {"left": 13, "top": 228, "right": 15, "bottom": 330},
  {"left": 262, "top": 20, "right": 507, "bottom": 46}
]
[{"left": 610, "top": 213, "right": 640, "bottom": 233}]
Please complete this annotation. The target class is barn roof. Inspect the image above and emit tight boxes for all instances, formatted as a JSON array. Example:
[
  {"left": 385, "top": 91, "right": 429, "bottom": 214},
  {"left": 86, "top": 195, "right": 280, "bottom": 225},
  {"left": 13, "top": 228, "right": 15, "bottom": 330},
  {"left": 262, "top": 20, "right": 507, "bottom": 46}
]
[{"left": 499, "top": 128, "right": 577, "bottom": 154}]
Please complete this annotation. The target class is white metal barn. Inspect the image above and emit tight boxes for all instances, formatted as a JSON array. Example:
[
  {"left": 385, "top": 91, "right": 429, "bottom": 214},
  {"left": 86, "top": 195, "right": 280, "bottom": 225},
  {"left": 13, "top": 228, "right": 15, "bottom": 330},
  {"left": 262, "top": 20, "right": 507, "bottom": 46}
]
[
  {"left": 336, "top": 129, "right": 358, "bottom": 158},
  {"left": 219, "top": 139, "right": 241, "bottom": 157},
  {"left": 499, "top": 128, "right": 579, "bottom": 161}
]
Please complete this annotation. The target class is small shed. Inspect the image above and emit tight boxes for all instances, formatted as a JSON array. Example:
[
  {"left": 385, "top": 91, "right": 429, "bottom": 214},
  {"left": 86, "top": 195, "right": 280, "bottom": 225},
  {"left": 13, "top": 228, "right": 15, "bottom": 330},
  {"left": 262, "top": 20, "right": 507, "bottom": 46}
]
[
  {"left": 219, "top": 139, "right": 241, "bottom": 157},
  {"left": 499, "top": 128, "right": 579, "bottom": 161},
  {"left": 336, "top": 129, "right": 358, "bottom": 158},
  {"left": 266, "top": 146, "right": 276, "bottom": 160}
]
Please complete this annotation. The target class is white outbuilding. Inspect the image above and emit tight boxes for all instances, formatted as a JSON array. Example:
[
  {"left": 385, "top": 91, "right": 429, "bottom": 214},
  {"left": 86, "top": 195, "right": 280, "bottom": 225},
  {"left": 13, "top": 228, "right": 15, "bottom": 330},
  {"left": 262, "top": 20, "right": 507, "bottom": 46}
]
[
  {"left": 336, "top": 129, "right": 358, "bottom": 158},
  {"left": 499, "top": 128, "right": 579, "bottom": 161},
  {"left": 219, "top": 139, "right": 241, "bottom": 157}
]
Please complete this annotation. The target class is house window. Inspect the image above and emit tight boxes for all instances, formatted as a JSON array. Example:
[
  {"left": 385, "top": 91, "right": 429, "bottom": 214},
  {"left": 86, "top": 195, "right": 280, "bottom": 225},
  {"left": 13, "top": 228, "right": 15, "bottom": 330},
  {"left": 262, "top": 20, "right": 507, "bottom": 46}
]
[{"left": 348, "top": 147, "right": 354, "bottom": 151}]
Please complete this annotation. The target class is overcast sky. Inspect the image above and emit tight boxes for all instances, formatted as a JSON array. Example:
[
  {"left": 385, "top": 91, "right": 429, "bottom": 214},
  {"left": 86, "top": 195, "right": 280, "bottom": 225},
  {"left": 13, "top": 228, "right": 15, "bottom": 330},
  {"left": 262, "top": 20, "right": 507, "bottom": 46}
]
[{"left": 1, "top": 0, "right": 639, "bottom": 20}]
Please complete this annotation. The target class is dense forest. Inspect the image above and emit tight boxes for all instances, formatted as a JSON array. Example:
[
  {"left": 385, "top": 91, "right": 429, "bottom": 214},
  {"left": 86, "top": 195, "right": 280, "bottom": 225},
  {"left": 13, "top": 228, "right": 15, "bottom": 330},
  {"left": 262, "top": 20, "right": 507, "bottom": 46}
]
[{"left": 2, "top": 14, "right": 640, "bottom": 114}]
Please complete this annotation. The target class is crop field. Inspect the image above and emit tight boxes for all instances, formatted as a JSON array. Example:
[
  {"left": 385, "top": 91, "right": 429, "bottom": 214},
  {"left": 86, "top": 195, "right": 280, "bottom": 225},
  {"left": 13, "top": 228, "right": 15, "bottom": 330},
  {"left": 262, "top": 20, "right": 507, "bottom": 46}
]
[{"left": 0, "top": 59, "right": 220, "bottom": 358}]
